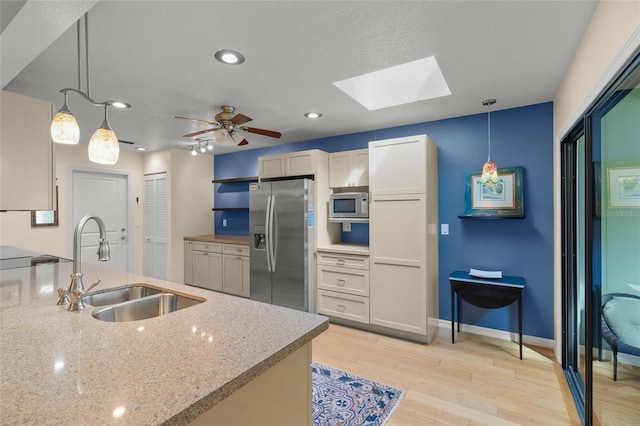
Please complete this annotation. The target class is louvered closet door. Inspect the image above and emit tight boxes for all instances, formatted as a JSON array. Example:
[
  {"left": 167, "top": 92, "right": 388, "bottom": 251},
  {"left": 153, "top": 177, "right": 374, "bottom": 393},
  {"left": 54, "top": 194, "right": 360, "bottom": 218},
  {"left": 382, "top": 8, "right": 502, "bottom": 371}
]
[{"left": 144, "top": 173, "right": 167, "bottom": 279}]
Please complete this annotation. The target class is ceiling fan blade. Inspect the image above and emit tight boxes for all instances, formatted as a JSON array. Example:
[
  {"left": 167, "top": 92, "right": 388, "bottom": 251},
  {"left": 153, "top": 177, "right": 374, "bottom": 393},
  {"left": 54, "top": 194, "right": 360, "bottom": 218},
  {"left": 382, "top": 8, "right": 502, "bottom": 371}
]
[
  {"left": 173, "top": 116, "right": 216, "bottom": 125},
  {"left": 231, "top": 113, "right": 252, "bottom": 125},
  {"left": 243, "top": 127, "right": 282, "bottom": 138},
  {"left": 183, "top": 128, "right": 218, "bottom": 138},
  {"left": 237, "top": 139, "right": 249, "bottom": 146}
]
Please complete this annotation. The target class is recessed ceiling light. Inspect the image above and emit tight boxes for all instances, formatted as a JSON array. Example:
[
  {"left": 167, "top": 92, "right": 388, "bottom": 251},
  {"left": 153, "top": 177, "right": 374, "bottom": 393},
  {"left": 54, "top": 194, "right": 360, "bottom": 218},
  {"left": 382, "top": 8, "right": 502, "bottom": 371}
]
[
  {"left": 333, "top": 56, "right": 451, "bottom": 110},
  {"left": 214, "top": 49, "right": 245, "bottom": 65},
  {"left": 304, "top": 112, "right": 322, "bottom": 119},
  {"left": 134, "top": 147, "right": 147, "bottom": 151},
  {"left": 109, "top": 101, "right": 130, "bottom": 109}
]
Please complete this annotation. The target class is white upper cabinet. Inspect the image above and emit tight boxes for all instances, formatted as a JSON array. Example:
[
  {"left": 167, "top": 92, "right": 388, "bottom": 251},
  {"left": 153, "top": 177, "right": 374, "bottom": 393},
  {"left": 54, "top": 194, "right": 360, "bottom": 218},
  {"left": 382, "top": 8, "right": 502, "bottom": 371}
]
[
  {"left": 369, "top": 135, "right": 435, "bottom": 195},
  {"left": 259, "top": 149, "right": 325, "bottom": 179},
  {"left": 1, "top": 91, "right": 55, "bottom": 211},
  {"left": 329, "top": 149, "right": 369, "bottom": 188}
]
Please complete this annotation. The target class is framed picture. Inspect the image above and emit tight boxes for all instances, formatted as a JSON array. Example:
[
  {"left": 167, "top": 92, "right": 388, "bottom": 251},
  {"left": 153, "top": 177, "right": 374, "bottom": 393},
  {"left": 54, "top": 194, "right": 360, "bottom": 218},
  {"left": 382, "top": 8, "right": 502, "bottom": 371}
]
[
  {"left": 459, "top": 166, "right": 524, "bottom": 218},
  {"left": 607, "top": 166, "right": 640, "bottom": 208}
]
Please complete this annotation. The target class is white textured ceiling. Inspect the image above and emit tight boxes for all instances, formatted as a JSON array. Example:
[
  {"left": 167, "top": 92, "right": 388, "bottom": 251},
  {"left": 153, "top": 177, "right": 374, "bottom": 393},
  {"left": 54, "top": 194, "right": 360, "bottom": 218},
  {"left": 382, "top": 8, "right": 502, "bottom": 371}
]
[{"left": 2, "top": 0, "right": 598, "bottom": 155}]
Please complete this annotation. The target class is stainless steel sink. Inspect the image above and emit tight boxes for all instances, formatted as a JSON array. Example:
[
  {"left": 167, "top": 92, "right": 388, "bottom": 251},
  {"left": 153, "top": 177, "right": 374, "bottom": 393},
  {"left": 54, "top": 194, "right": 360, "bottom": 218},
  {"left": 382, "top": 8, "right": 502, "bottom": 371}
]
[
  {"left": 83, "top": 284, "right": 162, "bottom": 307},
  {"left": 91, "top": 293, "right": 203, "bottom": 322}
]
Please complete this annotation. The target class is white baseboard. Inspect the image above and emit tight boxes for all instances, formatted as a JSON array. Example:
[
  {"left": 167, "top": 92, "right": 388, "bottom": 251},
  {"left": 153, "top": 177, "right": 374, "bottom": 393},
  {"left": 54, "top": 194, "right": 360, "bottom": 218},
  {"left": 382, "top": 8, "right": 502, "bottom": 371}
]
[
  {"left": 437, "top": 319, "right": 555, "bottom": 349},
  {"left": 596, "top": 348, "right": 640, "bottom": 368}
]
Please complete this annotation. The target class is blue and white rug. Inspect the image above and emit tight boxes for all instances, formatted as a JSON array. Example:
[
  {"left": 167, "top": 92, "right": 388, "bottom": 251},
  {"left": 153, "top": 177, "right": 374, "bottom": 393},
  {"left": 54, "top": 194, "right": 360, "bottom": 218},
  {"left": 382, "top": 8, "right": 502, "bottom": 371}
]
[{"left": 311, "top": 363, "right": 404, "bottom": 426}]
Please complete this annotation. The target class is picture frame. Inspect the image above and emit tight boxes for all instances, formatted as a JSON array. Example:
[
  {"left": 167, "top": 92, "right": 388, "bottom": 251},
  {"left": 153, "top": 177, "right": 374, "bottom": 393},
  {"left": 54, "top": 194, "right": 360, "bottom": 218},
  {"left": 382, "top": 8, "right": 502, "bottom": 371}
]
[
  {"left": 459, "top": 166, "right": 524, "bottom": 218},
  {"left": 607, "top": 166, "right": 640, "bottom": 208}
]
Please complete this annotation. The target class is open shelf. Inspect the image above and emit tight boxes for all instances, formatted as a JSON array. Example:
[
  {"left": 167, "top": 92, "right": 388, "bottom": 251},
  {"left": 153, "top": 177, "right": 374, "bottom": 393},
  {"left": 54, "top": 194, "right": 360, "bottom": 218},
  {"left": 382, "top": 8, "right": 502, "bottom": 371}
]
[{"left": 212, "top": 176, "right": 258, "bottom": 184}]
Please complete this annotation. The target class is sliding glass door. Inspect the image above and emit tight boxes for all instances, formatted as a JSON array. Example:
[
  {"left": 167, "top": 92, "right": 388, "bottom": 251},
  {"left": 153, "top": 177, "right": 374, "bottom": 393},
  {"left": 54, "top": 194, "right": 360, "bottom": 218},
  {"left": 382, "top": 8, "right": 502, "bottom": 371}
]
[{"left": 562, "top": 51, "right": 640, "bottom": 425}]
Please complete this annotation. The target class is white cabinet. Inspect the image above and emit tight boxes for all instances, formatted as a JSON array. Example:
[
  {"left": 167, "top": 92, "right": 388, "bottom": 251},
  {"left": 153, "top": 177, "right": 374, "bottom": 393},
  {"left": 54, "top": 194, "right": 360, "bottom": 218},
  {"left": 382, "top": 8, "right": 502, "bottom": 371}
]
[
  {"left": 0, "top": 90, "right": 55, "bottom": 210},
  {"left": 258, "top": 149, "right": 324, "bottom": 179},
  {"left": 192, "top": 242, "right": 223, "bottom": 292},
  {"left": 369, "top": 135, "right": 428, "bottom": 195},
  {"left": 186, "top": 240, "right": 250, "bottom": 297},
  {"left": 222, "top": 244, "right": 250, "bottom": 297},
  {"left": 368, "top": 134, "right": 438, "bottom": 343},
  {"left": 317, "top": 250, "right": 370, "bottom": 324},
  {"left": 329, "top": 149, "right": 369, "bottom": 188}
]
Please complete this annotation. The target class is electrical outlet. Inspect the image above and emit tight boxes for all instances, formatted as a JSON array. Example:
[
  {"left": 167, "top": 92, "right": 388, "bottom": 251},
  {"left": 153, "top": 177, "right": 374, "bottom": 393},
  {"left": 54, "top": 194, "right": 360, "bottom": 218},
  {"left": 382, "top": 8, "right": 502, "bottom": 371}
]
[
  {"left": 223, "top": 219, "right": 227, "bottom": 227},
  {"left": 441, "top": 224, "right": 449, "bottom": 235},
  {"left": 342, "top": 222, "right": 351, "bottom": 232}
]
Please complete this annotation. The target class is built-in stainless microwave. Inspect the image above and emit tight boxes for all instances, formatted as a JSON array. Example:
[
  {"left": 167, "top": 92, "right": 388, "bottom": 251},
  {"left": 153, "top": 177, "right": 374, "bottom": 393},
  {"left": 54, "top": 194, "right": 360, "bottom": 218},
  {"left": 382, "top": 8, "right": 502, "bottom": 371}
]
[{"left": 329, "top": 192, "right": 369, "bottom": 222}]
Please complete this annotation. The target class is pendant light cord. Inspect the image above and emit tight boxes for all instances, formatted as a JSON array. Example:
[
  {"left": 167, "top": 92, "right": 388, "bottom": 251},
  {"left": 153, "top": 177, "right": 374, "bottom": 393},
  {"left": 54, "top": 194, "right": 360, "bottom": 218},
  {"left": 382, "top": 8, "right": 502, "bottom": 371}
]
[{"left": 487, "top": 103, "right": 491, "bottom": 162}]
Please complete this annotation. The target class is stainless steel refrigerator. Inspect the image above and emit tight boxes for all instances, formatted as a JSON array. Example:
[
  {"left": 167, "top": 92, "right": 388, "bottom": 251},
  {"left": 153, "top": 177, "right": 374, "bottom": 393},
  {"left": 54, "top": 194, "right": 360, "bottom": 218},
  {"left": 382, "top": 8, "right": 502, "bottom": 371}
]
[{"left": 249, "top": 178, "right": 315, "bottom": 312}]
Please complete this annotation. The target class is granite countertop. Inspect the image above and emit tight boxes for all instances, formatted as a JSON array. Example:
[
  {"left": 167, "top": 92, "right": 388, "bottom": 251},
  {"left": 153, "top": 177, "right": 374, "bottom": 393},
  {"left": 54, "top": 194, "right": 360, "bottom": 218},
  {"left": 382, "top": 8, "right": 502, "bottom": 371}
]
[
  {"left": 0, "top": 261, "right": 328, "bottom": 425},
  {"left": 184, "top": 234, "right": 250, "bottom": 245},
  {"left": 316, "top": 243, "right": 370, "bottom": 255}
]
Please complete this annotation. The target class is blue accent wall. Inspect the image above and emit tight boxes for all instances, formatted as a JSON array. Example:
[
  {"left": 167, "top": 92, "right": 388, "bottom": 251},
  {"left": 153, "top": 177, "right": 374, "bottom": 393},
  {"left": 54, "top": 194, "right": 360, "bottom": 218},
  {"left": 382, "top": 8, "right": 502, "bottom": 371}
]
[{"left": 214, "top": 102, "right": 554, "bottom": 339}]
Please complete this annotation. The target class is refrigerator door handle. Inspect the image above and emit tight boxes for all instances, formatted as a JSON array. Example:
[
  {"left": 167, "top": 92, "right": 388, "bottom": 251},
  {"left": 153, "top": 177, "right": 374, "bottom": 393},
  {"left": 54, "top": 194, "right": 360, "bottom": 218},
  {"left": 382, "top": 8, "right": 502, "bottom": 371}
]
[
  {"left": 265, "top": 195, "right": 273, "bottom": 273},
  {"left": 271, "top": 195, "right": 277, "bottom": 271}
]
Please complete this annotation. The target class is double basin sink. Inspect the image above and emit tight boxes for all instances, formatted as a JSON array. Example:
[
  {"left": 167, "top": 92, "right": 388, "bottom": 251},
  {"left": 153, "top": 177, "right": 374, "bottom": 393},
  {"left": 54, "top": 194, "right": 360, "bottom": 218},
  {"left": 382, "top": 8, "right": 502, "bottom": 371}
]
[{"left": 84, "top": 284, "right": 204, "bottom": 322}]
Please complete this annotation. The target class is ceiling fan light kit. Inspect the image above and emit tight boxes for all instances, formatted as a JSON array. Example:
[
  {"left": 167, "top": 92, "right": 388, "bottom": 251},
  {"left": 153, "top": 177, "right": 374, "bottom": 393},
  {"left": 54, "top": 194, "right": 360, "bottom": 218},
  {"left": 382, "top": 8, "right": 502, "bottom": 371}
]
[
  {"left": 50, "top": 13, "right": 130, "bottom": 165},
  {"left": 175, "top": 105, "right": 281, "bottom": 151}
]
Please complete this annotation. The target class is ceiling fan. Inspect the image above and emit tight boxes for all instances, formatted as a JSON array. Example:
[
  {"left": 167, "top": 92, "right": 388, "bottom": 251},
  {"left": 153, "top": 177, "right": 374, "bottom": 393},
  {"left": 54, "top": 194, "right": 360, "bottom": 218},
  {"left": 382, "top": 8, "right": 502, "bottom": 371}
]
[{"left": 174, "top": 105, "right": 281, "bottom": 146}]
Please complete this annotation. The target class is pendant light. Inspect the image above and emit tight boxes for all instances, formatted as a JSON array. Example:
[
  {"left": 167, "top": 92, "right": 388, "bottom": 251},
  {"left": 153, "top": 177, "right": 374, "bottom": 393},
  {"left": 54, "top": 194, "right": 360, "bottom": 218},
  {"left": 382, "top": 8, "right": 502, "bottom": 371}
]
[
  {"left": 50, "top": 91, "right": 80, "bottom": 144},
  {"left": 50, "top": 13, "right": 130, "bottom": 164},
  {"left": 480, "top": 98, "right": 499, "bottom": 185},
  {"left": 88, "top": 105, "right": 120, "bottom": 165}
]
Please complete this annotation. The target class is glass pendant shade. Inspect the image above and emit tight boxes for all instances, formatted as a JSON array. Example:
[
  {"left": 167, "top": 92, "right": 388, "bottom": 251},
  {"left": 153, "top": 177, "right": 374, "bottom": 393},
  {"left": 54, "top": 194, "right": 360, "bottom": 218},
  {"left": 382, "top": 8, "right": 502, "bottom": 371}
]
[
  {"left": 480, "top": 160, "right": 499, "bottom": 184},
  {"left": 88, "top": 119, "right": 119, "bottom": 165},
  {"left": 50, "top": 103, "right": 80, "bottom": 144}
]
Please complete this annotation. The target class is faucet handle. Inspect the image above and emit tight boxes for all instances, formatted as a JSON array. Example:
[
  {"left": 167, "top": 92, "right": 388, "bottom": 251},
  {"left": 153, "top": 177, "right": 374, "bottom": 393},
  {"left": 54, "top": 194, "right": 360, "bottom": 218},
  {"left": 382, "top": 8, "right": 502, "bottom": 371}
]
[
  {"left": 85, "top": 279, "right": 102, "bottom": 293},
  {"left": 56, "top": 288, "right": 69, "bottom": 305}
]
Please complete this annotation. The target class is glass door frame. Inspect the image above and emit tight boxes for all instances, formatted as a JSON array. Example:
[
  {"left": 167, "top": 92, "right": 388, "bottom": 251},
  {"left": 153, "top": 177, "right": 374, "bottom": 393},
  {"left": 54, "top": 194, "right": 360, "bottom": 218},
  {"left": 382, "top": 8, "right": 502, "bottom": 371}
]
[{"left": 561, "top": 48, "right": 640, "bottom": 426}]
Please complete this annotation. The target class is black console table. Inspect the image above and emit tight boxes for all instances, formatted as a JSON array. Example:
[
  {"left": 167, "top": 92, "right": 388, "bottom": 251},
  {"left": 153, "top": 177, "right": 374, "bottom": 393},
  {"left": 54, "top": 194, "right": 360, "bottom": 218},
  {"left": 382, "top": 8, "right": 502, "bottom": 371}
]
[{"left": 449, "top": 270, "right": 526, "bottom": 359}]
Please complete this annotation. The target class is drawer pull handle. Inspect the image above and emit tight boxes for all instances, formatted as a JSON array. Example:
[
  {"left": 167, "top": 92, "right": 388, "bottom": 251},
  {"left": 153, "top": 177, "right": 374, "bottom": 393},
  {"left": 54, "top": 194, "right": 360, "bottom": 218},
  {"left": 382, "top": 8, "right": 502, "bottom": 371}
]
[
  {"left": 337, "top": 259, "right": 345, "bottom": 265},
  {"left": 336, "top": 279, "right": 346, "bottom": 286},
  {"left": 337, "top": 304, "right": 346, "bottom": 313}
]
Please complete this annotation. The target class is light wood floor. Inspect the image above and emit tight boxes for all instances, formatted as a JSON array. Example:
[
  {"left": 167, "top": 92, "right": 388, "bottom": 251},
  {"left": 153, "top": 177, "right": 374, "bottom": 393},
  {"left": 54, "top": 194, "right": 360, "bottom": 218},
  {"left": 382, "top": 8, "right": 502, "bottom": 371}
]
[
  {"left": 312, "top": 324, "right": 578, "bottom": 425},
  {"left": 592, "top": 354, "right": 640, "bottom": 425}
]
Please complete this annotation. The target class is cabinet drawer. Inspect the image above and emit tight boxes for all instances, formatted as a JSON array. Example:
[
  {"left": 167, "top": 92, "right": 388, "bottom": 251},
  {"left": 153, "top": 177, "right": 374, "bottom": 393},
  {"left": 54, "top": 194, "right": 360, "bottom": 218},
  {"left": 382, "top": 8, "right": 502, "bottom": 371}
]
[
  {"left": 317, "top": 252, "right": 369, "bottom": 270},
  {"left": 318, "top": 266, "right": 369, "bottom": 296},
  {"left": 193, "top": 242, "right": 222, "bottom": 252},
  {"left": 317, "top": 290, "right": 369, "bottom": 324},
  {"left": 223, "top": 244, "right": 250, "bottom": 256}
]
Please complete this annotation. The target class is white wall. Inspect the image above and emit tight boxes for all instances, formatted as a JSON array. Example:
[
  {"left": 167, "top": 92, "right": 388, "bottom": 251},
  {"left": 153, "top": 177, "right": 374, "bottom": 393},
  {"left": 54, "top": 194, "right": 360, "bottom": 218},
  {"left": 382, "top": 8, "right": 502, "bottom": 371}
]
[
  {"left": 0, "top": 144, "right": 145, "bottom": 273},
  {"left": 552, "top": 1, "right": 640, "bottom": 359},
  {"left": 142, "top": 149, "right": 213, "bottom": 283}
]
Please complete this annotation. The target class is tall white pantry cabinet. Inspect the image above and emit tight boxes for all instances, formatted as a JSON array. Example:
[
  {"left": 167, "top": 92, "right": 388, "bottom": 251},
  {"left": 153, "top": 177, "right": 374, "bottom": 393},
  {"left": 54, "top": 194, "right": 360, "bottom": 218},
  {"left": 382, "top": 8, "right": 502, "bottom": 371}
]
[{"left": 369, "top": 134, "right": 438, "bottom": 343}]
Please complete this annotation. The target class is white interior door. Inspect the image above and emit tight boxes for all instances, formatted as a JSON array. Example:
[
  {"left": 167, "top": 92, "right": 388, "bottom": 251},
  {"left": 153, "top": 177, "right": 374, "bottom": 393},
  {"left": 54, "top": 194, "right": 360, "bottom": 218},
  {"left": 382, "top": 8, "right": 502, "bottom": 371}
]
[
  {"left": 71, "top": 170, "right": 129, "bottom": 272},
  {"left": 143, "top": 173, "right": 167, "bottom": 280}
]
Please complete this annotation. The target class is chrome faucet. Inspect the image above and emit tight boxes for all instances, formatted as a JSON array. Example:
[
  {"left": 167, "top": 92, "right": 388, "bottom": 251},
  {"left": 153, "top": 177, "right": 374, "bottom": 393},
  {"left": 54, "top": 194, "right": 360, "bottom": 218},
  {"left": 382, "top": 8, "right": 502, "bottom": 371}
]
[{"left": 63, "top": 214, "right": 111, "bottom": 311}]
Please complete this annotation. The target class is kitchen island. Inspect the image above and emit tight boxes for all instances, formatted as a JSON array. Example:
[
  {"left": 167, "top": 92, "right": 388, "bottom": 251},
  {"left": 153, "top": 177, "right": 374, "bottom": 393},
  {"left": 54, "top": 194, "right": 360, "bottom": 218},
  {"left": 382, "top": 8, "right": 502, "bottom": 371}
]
[{"left": 0, "top": 260, "right": 328, "bottom": 425}]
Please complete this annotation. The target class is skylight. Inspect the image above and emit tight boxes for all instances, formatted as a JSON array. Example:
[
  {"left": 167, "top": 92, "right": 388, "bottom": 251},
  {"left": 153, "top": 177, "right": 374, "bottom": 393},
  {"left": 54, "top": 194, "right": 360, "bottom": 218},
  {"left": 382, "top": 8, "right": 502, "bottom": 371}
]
[{"left": 333, "top": 56, "right": 451, "bottom": 110}]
